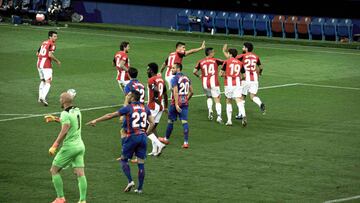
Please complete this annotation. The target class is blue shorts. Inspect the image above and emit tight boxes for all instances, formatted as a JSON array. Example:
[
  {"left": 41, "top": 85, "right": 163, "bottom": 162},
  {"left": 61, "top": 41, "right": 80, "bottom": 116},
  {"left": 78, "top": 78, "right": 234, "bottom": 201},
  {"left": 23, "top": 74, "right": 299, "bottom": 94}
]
[
  {"left": 168, "top": 105, "right": 188, "bottom": 121},
  {"left": 121, "top": 134, "right": 147, "bottom": 159}
]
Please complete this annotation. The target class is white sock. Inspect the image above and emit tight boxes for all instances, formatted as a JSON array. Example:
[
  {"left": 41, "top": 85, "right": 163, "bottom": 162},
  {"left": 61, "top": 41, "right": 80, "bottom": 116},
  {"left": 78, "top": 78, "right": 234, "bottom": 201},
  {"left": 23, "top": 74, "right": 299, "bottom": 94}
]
[
  {"left": 149, "top": 133, "right": 163, "bottom": 146},
  {"left": 147, "top": 133, "right": 158, "bottom": 153},
  {"left": 226, "top": 104, "right": 232, "bottom": 123},
  {"left": 236, "top": 101, "right": 246, "bottom": 117},
  {"left": 38, "top": 81, "right": 45, "bottom": 99},
  {"left": 215, "top": 103, "right": 222, "bottom": 117},
  {"left": 207, "top": 98, "right": 213, "bottom": 113},
  {"left": 42, "top": 83, "right": 51, "bottom": 100},
  {"left": 252, "top": 96, "right": 262, "bottom": 107}
]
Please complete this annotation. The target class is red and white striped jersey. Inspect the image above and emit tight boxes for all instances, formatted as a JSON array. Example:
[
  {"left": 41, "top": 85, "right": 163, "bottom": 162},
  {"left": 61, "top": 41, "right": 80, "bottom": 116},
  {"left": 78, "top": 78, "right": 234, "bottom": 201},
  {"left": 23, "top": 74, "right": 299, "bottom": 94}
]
[
  {"left": 147, "top": 75, "right": 166, "bottom": 111},
  {"left": 236, "top": 52, "right": 261, "bottom": 82},
  {"left": 164, "top": 51, "right": 185, "bottom": 77},
  {"left": 37, "top": 39, "right": 56, "bottom": 69},
  {"left": 222, "top": 57, "right": 244, "bottom": 87},
  {"left": 114, "top": 51, "right": 130, "bottom": 81},
  {"left": 195, "top": 57, "right": 223, "bottom": 89}
]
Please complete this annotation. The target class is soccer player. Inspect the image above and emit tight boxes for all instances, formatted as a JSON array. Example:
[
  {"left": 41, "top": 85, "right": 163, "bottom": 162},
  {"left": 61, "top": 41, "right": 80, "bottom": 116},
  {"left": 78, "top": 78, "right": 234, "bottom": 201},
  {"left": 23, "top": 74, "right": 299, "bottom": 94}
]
[
  {"left": 223, "top": 42, "right": 266, "bottom": 115},
  {"left": 113, "top": 41, "right": 131, "bottom": 92},
  {"left": 159, "top": 63, "right": 193, "bottom": 148},
  {"left": 160, "top": 41, "right": 205, "bottom": 88},
  {"left": 49, "top": 92, "right": 87, "bottom": 203},
  {"left": 86, "top": 90, "right": 155, "bottom": 194},
  {"left": 124, "top": 67, "right": 145, "bottom": 103},
  {"left": 146, "top": 62, "right": 168, "bottom": 156},
  {"left": 220, "top": 48, "right": 247, "bottom": 126},
  {"left": 37, "top": 30, "right": 61, "bottom": 106},
  {"left": 193, "top": 47, "right": 223, "bottom": 123}
]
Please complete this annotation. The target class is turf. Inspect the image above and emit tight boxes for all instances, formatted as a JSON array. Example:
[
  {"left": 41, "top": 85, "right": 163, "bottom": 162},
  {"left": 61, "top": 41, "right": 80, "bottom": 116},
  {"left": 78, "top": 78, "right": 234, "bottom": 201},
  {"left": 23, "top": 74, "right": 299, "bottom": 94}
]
[{"left": 0, "top": 23, "right": 360, "bottom": 202}]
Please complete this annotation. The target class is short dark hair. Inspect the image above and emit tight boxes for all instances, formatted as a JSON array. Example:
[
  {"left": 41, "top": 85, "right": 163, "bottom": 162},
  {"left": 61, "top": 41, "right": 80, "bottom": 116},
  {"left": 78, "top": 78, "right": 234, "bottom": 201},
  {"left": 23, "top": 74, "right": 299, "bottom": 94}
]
[
  {"left": 176, "top": 42, "right": 185, "bottom": 48},
  {"left": 128, "top": 67, "right": 138, "bottom": 78},
  {"left": 205, "top": 47, "right": 213, "bottom": 56},
  {"left": 131, "top": 90, "right": 141, "bottom": 102},
  {"left": 243, "top": 42, "right": 254, "bottom": 52},
  {"left": 148, "top": 62, "right": 158, "bottom": 74},
  {"left": 48, "top": 31, "right": 57, "bottom": 38},
  {"left": 175, "top": 63, "right": 183, "bottom": 71},
  {"left": 120, "top": 41, "right": 130, "bottom": 51},
  {"left": 228, "top": 48, "right": 238, "bottom": 57}
]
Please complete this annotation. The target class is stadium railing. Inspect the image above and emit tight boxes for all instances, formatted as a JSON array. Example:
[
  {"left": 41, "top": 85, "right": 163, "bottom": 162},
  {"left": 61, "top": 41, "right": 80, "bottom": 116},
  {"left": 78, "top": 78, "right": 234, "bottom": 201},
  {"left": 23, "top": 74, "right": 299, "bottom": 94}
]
[
  {"left": 324, "top": 18, "right": 339, "bottom": 41},
  {"left": 214, "top": 11, "right": 229, "bottom": 34},
  {"left": 284, "top": 16, "right": 298, "bottom": 39},
  {"left": 242, "top": 13, "right": 257, "bottom": 36},
  {"left": 255, "top": 14, "right": 271, "bottom": 37},
  {"left": 337, "top": 19, "right": 353, "bottom": 43},
  {"left": 271, "top": 15, "right": 285, "bottom": 38}
]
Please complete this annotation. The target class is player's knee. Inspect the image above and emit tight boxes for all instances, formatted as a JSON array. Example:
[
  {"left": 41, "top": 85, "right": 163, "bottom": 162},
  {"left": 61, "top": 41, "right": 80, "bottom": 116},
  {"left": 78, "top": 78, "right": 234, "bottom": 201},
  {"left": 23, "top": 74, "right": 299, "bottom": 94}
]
[
  {"left": 50, "top": 166, "right": 59, "bottom": 175},
  {"left": 167, "top": 119, "right": 174, "bottom": 124},
  {"left": 73, "top": 168, "right": 85, "bottom": 176},
  {"left": 137, "top": 158, "right": 145, "bottom": 164},
  {"left": 181, "top": 120, "right": 188, "bottom": 124}
]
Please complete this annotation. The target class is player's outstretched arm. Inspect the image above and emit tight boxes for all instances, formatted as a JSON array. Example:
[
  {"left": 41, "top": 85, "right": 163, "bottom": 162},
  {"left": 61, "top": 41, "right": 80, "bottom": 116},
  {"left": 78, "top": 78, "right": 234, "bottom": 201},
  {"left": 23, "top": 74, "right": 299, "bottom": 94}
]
[
  {"left": 49, "top": 123, "right": 70, "bottom": 155},
  {"left": 86, "top": 112, "right": 120, "bottom": 126},
  {"left": 185, "top": 40, "right": 205, "bottom": 56}
]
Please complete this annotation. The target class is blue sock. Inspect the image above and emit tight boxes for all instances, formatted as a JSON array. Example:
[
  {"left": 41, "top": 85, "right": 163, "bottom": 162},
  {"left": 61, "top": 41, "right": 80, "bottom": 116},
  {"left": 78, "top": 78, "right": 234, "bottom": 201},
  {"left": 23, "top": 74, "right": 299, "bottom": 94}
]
[
  {"left": 165, "top": 122, "right": 173, "bottom": 139},
  {"left": 137, "top": 163, "right": 145, "bottom": 190},
  {"left": 183, "top": 123, "right": 189, "bottom": 143},
  {"left": 120, "top": 159, "right": 132, "bottom": 182}
]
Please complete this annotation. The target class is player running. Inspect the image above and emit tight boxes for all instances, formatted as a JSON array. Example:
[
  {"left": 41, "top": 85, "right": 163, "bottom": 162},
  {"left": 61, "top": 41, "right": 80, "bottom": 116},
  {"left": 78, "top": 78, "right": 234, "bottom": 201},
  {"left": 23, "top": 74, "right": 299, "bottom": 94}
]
[
  {"left": 36, "top": 30, "right": 61, "bottom": 106},
  {"left": 87, "top": 90, "right": 155, "bottom": 194},
  {"left": 159, "top": 63, "right": 193, "bottom": 148},
  {"left": 160, "top": 41, "right": 205, "bottom": 88},
  {"left": 193, "top": 47, "right": 224, "bottom": 123},
  {"left": 49, "top": 92, "right": 87, "bottom": 203},
  {"left": 113, "top": 41, "right": 131, "bottom": 92},
  {"left": 146, "top": 62, "right": 167, "bottom": 156},
  {"left": 220, "top": 48, "right": 247, "bottom": 127}
]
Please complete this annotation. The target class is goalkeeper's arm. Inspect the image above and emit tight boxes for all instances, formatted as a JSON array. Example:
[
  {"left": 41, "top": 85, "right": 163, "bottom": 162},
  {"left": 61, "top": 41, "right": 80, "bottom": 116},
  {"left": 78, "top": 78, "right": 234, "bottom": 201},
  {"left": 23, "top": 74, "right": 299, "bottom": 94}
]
[{"left": 49, "top": 123, "right": 70, "bottom": 155}]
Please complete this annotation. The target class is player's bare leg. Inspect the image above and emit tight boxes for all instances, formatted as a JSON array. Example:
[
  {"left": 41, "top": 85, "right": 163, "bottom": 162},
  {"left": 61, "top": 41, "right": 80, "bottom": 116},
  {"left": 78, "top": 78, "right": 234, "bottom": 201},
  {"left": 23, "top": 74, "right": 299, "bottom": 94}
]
[
  {"left": 50, "top": 166, "right": 66, "bottom": 203},
  {"left": 225, "top": 98, "right": 233, "bottom": 126},
  {"left": 250, "top": 93, "right": 265, "bottom": 115},
  {"left": 214, "top": 96, "right": 222, "bottom": 123},
  {"left": 206, "top": 96, "right": 214, "bottom": 120}
]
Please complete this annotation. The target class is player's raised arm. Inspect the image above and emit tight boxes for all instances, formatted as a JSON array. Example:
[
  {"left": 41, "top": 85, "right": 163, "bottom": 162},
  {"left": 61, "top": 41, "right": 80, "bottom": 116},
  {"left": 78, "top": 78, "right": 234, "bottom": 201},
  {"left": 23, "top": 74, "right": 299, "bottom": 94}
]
[
  {"left": 222, "top": 44, "right": 230, "bottom": 59},
  {"left": 185, "top": 40, "right": 205, "bottom": 56},
  {"left": 86, "top": 111, "right": 120, "bottom": 126},
  {"left": 49, "top": 123, "right": 70, "bottom": 155}
]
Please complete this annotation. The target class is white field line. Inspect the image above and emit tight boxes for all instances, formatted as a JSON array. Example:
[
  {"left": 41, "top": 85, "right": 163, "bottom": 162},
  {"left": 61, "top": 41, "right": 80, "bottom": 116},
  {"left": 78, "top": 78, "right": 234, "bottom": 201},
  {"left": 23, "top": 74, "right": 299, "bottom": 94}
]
[
  {"left": 0, "top": 113, "right": 38, "bottom": 116},
  {"left": 324, "top": 195, "right": 360, "bottom": 203},
  {"left": 299, "top": 83, "right": 360, "bottom": 91},
  {"left": 1, "top": 24, "right": 360, "bottom": 56},
  {"left": 0, "top": 83, "right": 298, "bottom": 122}
]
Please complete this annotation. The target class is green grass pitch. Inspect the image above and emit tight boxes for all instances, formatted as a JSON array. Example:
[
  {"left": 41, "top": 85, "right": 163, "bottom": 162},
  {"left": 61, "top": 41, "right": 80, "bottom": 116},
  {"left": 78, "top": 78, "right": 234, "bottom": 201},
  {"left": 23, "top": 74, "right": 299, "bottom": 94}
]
[{"left": 0, "top": 23, "right": 360, "bottom": 202}]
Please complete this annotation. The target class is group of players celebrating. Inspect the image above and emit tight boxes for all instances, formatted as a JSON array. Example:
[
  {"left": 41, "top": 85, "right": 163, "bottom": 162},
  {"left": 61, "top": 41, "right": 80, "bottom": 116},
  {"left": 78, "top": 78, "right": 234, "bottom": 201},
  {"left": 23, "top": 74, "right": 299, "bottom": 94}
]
[{"left": 37, "top": 30, "right": 266, "bottom": 203}]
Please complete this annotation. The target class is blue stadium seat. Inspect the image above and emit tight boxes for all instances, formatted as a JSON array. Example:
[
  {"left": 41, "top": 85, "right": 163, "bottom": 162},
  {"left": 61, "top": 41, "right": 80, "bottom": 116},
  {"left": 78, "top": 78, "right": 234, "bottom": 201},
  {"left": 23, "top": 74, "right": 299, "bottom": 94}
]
[
  {"left": 243, "top": 13, "right": 257, "bottom": 36},
  {"left": 62, "top": 0, "right": 71, "bottom": 9},
  {"left": 214, "top": 12, "right": 229, "bottom": 34},
  {"left": 324, "top": 18, "right": 339, "bottom": 41},
  {"left": 227, "top": 12, "right": 242, "bottom": 35},
  {"left": 310, "top": 17, "right": 325, "bottom": 40},
  {"left": 255, "top": 14, "right": 271, "bottom": 37},
  {"left": 202, "top": 11, "right": 216, "bottom": 33},
  {"left": 190, "top": 10, "right": 204, "bottom": 32},
  {"left": 28, "top": 0, "right": 47, "bottom": 14},
  {"left": 337, "top": 19, "right": 353, "bottom": 42},
  {"left": 176, "top": 9, "right": 192, "bottom": 31}
]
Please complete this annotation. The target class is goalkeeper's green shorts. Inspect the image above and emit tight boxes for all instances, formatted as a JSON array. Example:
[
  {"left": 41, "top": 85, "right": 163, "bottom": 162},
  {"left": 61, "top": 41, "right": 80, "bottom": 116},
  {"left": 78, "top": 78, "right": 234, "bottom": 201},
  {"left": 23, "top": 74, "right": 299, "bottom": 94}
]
[{"left": 52, "top": 145, "right": 85, "bottom": 169}]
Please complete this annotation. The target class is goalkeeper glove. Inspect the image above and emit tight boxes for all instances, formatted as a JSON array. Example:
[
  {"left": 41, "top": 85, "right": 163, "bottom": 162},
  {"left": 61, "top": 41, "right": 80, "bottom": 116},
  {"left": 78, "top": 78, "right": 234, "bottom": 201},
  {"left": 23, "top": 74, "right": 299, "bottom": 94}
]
[
  {"left": 49, "top": 143, "right": 59, "bottom": 156},
  {"left": 44, "top": 114, "right": 60, "bottom": 123}
]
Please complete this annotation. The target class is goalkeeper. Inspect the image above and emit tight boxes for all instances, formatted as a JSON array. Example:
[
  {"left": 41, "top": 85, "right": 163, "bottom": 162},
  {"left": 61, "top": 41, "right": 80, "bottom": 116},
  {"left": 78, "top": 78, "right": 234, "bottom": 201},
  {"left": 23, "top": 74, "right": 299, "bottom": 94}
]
[{"left": 48, "top": 92, "right": 87, "bottom": 203}]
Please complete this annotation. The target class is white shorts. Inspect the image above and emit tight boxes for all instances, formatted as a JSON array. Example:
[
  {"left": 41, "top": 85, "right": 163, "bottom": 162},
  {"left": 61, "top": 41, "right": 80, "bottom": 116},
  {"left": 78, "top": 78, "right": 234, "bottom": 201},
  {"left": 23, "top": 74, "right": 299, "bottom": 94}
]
[
  {"left": 204, "top": 86, "right": 221, "bottom": 98},
  {"left": 242, "top": 81, "right": 259, "bottom": 95},
  {"left": 117, "top": 79, "right": 130, "bottom": 87},
  {"left": 150, "top": 103, "right": 163, "bottom": 123},
  {"left": 38, "top": 68, "right": 53, "bottom": 81},
  {"left": 165, "top": 74, "right": 174, "bottom": 89},
  {"left": 224, "top": 86, "right": 243, "bottom": 99}
]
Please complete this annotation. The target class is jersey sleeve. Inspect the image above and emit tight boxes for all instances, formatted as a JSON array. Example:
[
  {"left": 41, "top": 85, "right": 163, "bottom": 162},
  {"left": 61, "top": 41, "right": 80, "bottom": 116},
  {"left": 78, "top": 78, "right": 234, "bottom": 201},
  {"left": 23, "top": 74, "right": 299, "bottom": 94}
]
[
  {"left": 50, "top": 44, "right": 56, "bottom": 52},
  {"left": 120, "top": 53, "right": 127, "bottom": 61},
  {"left": 118, "top": 105, "right": 130, "bottom": 116},
  {"left": 171, "top": 76, "right": 178, "bottom": 88},
  {"left": 60, "top": 112, "right": 70, "bottom": 125},
  {"left": 124, "top": 83, "right": 131, "bottom": 94},
  {"left": 178, "top": 51, "right": 185, "bottom": 58}
]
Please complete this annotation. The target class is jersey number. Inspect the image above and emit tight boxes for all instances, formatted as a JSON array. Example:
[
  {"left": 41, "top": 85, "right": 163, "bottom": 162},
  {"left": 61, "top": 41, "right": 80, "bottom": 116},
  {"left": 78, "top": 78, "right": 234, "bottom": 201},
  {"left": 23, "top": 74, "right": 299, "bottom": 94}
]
[
  {"left": 139, "top": 89, "right": 145, "bottom": 103},
  {"left": 77, "top": 114, "right": 81, "bottom": 130},
  {"left": 244, "top": 59, "right": 257, "bottom": 71},
  {"left": 132, "top": 112, "right": 147, "bottom": 128},
  {"left": 179, "top": 81, "right": 190, "bottom": 95},
  {"left": 168, "top": 55, "right": 176, "bottom": 67},
  {"left": 39, "top": 45, "right": 47, "bottom": 56},
  {"left": 203, "top": 64, "right": 215, "bottom": 76},
  {"left": 157, "top": 82, "right": 164, "bottom": 97},
  {"left": 229, "top": 63, "right": 241, "bottom": 75}
]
